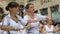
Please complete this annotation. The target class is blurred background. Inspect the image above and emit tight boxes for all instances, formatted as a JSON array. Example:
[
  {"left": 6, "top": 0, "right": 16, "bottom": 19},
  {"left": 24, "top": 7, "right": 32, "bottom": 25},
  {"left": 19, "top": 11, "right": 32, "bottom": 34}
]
[{"left": 0, "top": 0, "right": 60, "bottom": 25}]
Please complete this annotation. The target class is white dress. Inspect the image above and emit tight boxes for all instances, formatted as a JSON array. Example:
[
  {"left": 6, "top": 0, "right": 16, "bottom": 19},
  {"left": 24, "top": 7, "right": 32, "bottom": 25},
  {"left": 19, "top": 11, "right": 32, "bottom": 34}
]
[
  {"left": 24, "top": 13, "right": 46, "bottom": 34},
  {"left": 44, "top": 25, "right": 54, "bottom": 34},
  {"left": 2, "top": 14, "right": 27, "bottom": 34}
]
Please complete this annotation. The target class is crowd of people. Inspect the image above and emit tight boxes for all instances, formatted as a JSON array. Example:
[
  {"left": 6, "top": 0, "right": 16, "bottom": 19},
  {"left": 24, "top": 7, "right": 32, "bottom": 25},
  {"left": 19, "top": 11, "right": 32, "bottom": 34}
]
[{"left": 0, "top": 2, "right": 60, "bottom": 34}]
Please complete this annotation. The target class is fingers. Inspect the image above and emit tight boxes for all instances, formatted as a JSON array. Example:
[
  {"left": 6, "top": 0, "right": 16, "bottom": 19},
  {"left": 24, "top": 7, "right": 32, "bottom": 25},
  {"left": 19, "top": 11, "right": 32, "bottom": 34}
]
[{"left": 25, "top": 23, "right": 31, "bottom": 29}]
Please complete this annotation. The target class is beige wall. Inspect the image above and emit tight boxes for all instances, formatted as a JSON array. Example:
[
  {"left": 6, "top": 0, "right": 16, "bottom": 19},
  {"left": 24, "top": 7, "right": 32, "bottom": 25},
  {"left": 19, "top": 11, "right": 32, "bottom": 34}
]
[
  {"left": 0, "top": 0, "right": 60, "bottom": 22},
  {"left": 0, "top": 0, "right": 60, "bottom": 15}
]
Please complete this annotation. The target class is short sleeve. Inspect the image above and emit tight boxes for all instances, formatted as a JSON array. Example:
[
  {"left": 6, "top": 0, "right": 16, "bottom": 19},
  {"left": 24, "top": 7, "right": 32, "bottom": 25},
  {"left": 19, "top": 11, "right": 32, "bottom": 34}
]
[
  {"left": 17, "top": 15, "right": 28, "bottom": 26},
  {"left": 37, "top": 14, "right": 46, "bottom": 20},
  {"left": 20, "top": 19, "right": 27, "bottom": 26},
  {"left": 24, "top": 15, "right": 29, "bottom": 21},
  {"left": 2, "top": 17, "right": 9, "bottom": 26},
  {"left": 23, "top": 15, "right": 29, "bottom": 26}
]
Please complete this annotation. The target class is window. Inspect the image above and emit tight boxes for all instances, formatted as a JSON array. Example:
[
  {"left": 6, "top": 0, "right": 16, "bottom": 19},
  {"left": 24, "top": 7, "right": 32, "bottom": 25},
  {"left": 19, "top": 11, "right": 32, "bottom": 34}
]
[
  {"left": 10, "top": 0, "right": 15, "bottom": 2},
  {"left": 0, "top": 7, "right": 4, "bottom": 14},
  {"left": 40, "top": 8, "right": 48, "bottom": 16},
  {"left": 43, "top": 0, "right": 51, "bottom": 3},
  {"left": 0, "top": 7, "right": 4, "bottom": 22},
  {"left": 34, "top": 10, "right": 38, "bottom": 13},
  {"left": 41, "top": 0, "right": 51, "bottom": 5},
  {"left": 27, "top": 0, "right": 35, "bottom": 2},
  {"left": 50, "top": 5, "right": 59, "bottom": 23}
]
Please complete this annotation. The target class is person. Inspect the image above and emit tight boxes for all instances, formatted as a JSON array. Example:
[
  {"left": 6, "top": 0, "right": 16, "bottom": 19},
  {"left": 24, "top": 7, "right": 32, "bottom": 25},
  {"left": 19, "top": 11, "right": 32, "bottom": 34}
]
[
  {"left": 43, "top": 17, "right": 57, "bottom": 34},
  {"left": 0, "top": 14, "right": 7, "bottom": 34},
  {"left": 56, "top": 23, "right": 60, "bottom": 34},
  {"left": 1, "top": 2, "right": 27, "bottom": 34},
  {"left": 0, "top": 22, "right": 2, "bottom": 34},
  {"left": 24, "top": 3, "right": 49, "bottom": 34}
]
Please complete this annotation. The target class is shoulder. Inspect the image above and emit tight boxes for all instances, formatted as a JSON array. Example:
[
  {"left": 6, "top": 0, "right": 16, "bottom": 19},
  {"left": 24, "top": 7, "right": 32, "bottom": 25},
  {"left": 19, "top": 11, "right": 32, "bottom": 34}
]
[
  {"left": 24, "top": 15, "right": 29, "bottom": 18},
  {"left": 16, "top": 15, "right": 23, "bottom": 20},
  {"left": 16, "top": 15, "right": 22, "bottom": 18},
  {"left": 24, "top": 15, "right": 28, "bottom": 17},
  {"left": 51, "top": 25, "right": 54, "bottom": 28},
  {"left": 24, "top": 15, "right": 29, "bottom": 20},
  {"left": 1, "top": 14, "right": 10, "bottom": 23},
  {"left": 44, "top": 25, "right": 47, "bottom": 28},
  {"left": 3, "top": 14, "right": 10, "bottom": 20}
]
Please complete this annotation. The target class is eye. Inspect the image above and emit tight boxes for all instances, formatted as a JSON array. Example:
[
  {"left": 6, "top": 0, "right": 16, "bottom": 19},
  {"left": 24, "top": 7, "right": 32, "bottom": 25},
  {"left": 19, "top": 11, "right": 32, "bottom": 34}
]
[{"left": 31, "top": 7, "right": 34, "bottom": 8}]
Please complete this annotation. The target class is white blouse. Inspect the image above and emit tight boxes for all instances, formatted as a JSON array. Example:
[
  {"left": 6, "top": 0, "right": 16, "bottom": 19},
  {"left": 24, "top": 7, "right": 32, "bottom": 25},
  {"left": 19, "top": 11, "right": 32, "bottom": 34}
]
[
  {"left": 44, "top": 25, "right": 54, "bottom": 34},
  {"left": 0, "top": 22, "right": 2, "bottom": 34},
  {"left": 24, "top": 13, "right": 46, "bottom": 34},
  {"left": 2, "top": 14, "right": 27, "bottom": 34}
]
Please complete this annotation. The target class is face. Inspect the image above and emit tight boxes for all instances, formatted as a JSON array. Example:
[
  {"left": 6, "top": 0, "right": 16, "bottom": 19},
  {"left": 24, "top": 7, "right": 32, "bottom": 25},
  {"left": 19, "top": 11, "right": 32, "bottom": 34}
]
[
  {"left": 9, "top": 7, "right": 19, "bottom": 14},
  {"left": 47, "top": 18, "right": 52, "bottom": 25},
  {"left": 27, "top": 5, "right": 34, "bottom": 13}
]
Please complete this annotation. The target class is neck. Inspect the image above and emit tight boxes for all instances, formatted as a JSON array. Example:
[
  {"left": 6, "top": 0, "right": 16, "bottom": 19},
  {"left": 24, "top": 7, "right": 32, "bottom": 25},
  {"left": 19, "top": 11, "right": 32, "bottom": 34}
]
[
  {"left": 10, "top": 13, "right": 16, "bottom": 17},
  {"left": 28, "top": 12, "right": 34, "bottom": 16},
  {"left": 47, "top": 24, "right": 51, "bottom": 26},
  {"left": 47, "top": 23, "right": 51, "bottom": 28}
]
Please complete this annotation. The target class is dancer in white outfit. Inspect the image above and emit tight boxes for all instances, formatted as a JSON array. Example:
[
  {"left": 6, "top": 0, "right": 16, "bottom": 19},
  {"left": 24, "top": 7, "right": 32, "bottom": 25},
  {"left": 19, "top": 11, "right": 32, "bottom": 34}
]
[
  {"left": 44, "top": 25, "right": 54, "bottom": 34},
  {"left": 24, "top": 3, "right": 50, "bottom": 34},
  {"left": 1, "top": 2, "right": 27, "bottom": 34},
  {"left": 43, "top": 17, "right": 57, "bottom": 34},
  {"left": 0, "top": 22, "right": 2, "bottom": 34}
]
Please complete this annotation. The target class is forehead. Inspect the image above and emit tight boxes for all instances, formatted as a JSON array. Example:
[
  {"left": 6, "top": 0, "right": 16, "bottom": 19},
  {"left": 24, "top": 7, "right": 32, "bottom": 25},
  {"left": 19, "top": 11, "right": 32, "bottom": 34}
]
[
  {"left": 29, "top": 5, "right": 34, "bottom": 7},
  {"left": 47, "top": 18, "right": 52, "bottom": 21},
  {"left": 11, "top": 7, "right": 19, "bottom": 9}
]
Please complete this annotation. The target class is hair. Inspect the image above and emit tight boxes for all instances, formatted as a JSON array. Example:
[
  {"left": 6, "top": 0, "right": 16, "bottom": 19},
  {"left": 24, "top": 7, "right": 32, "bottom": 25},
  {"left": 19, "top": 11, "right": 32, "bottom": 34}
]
[
  {"left": 46, "top": 17, "right": 52, "bottom": 23},
  {"left": 6, "top": 2, "right": 19, "bottom": 11},
  {"left": 25, "top": 3, "right": 33, "bottom": 9}
]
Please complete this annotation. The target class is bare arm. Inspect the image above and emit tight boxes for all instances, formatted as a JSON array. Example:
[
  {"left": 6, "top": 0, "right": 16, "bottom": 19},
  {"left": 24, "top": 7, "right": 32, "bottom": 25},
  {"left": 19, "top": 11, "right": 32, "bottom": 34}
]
[
  {"left": 1, "top": 25, "right": 24, "bottom": 31},
  {"left": 53, "top": 26, "right": 58, "bottom": 34}
]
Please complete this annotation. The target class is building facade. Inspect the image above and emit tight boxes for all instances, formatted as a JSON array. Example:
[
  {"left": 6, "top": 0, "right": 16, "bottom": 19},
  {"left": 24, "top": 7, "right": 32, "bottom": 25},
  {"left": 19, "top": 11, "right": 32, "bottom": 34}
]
[{"left": 0, "top": 0, "right": 60, "bottom": 23}]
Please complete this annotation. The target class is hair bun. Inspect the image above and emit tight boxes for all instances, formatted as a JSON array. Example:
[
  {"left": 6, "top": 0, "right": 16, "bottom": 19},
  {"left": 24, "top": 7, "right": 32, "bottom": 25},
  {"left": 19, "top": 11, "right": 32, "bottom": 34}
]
[{"left": 5, "top": 6, "right": 9, "bottom": 11}]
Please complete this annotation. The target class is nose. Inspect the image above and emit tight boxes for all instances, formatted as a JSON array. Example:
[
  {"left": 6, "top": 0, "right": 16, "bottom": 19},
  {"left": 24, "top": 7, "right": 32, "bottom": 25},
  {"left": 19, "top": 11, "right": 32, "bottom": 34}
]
[
  {"left": 33, "top": 9, "right": 34, "bottom": 10},
  {"left": 17, "top": 8, "right": 19, "bottom": 11},
  {"left": 33, "top": 7, "right": 34, "bottom": 10}
]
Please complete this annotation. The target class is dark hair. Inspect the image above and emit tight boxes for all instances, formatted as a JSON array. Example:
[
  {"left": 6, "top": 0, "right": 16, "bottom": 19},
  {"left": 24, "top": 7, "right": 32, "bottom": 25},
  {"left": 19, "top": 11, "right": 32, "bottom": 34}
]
[
  {"left": 25, "top": 3, "right": 33, "bottom": 9},
  {"left": 6, "top": 2, "right": 19, "bottom": 11}
]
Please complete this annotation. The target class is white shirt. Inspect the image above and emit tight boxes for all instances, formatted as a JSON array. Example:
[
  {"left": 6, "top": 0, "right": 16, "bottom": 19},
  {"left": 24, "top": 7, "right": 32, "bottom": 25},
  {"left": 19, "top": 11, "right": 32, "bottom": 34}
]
[
  {"left": 44, "top": 25, "right": 54, "bottom": 34},
  {"left": 2, "top": 14, "right": 27, "bottom": 34},
  {"left": 24, "top": 13, "right": 46, "bottom": 34},
  {"left": 0, "top": 22, "right": 2, "bottom": 34}
]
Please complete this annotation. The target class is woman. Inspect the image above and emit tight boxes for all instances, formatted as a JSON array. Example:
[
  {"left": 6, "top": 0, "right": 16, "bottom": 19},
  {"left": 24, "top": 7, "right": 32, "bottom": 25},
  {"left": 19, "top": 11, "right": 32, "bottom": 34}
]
[
  {"left": 24, "top": 3, "right": 49, "bottom": 34},
  {"left": 43, "top": 17, "right": 57, "bottom": 34},
  {"left": 0, "top": 14, "right": 7, "bottom": 34},
  {"left": 1, "top": 2, "right": 27, "bottom": 34},
  {"left": 0, "top": 22, "right": 2, "bottom": 34},
  {"left": 56, "top": 23, "right": 60, "bottom": 34}
]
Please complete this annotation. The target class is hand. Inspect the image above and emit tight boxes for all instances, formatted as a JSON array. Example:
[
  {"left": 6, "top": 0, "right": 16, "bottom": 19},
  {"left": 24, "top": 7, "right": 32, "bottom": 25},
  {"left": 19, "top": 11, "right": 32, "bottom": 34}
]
[{"left": 25, "top": 23, "right": 31, "bottom": 29}]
